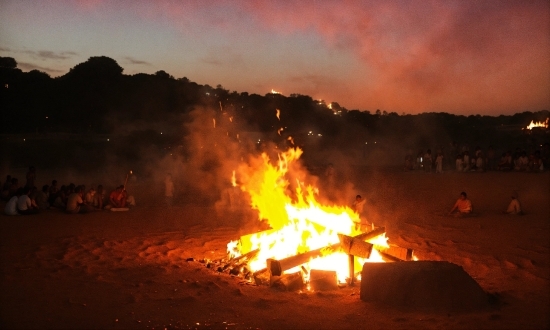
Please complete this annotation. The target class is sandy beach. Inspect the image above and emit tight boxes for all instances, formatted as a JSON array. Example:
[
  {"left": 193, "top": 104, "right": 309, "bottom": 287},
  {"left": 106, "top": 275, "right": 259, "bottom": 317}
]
[{"left": 1, "top": 169, "right": 548, "bottom": 329}]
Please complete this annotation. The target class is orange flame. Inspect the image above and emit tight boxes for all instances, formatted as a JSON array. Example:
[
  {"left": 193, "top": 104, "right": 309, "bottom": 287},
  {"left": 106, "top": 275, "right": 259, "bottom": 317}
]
[
  {"left": 230, "top": 147, "right": 388, "bottom": 282},
  {"left": 524, "top": 118, "right": 549, "bottom": 130}
]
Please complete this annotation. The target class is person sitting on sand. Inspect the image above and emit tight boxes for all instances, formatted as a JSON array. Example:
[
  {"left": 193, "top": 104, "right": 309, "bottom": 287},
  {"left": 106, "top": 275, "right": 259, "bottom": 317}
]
[
  {"left": 84, "top": 187, "right": 96, "bottom": 206},
  {"left": 35, "top": 184, "right": 50, "bottom": 210},
  {"left": 17, "top": 186, "right": 39, "bottom": 215},
  {"left": 48, "top": 180, "right": 58, "bottom": 205},
  {"left": 106, "top": 185, "right": 126, "bottom": 209},
  {"left": 4, "top": 188, "right": 22, "bottom": 215},
  {"left": 66, "top": 186, "right": 94, "bottom": 214},
  {"left": 449, "top": 192, "right": 473, "bottom": 215},
  {"left": 504, "top": 193, "right": 522, "bottom": 215},
  {"left": 93, "top": 185, "right": 105, "bottom": 210},
  {"left": 52, "top": 186, "right": 68, "bottom": 210}
]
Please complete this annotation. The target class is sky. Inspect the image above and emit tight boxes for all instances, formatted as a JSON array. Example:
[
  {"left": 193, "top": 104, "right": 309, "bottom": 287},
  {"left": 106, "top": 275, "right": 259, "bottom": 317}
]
[{"left": 0, "top": 0, "right": 549, "bottom": 116}]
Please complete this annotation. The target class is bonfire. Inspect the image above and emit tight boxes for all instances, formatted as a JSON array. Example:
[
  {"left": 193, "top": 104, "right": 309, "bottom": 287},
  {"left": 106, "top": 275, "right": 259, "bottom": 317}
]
[{"left": 221, "top": 146, "right": 413, "bottom": 290}]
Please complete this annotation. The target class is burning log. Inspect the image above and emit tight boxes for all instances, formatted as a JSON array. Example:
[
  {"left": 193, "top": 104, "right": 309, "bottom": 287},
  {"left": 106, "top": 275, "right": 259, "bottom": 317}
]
[
  {"left": 337, "top": 234, "right": 374, "bottom": 259},
  {"left": 271, "top": 272, "right": 304, "bottom": 291},
  {"left": 253, "top": 268, "right": 270, "bottom": 286},
  {"left": 309, "top": 270, "right": 338, "bottom": 291},
  {"left": 229, "top": 248, "right": 260, "bottom": 266},
  {"left": 267, "top": 242, "right": 341, "bottom": 276},
  {"left": 267, "top": 227, "right": 385, "bottom": 276},
  {"left": 375, "top": 245, "right": 413, "bottom": 261},
  {"left": 354, "top": 226, "right": 386, "bottom": 241}
]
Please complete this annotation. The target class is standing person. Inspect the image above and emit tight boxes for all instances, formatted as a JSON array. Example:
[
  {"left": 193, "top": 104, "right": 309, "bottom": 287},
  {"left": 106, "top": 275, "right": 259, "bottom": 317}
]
[
  {"left": 448, "top": 192, "right": 473, "bottom": 215},
  {"left": 352, "top": 194, "right": 367, "bottom": 229},
  {"left": 17, "top": 186, "right": 39, "bottom": 215},
  {"left": 25, "top": 166, "right": 36, "bottom": 189},
  {"left": 165, "top": 174, "right": 175, "bottom": 207},
  {"left": 463, "top": 151, "right": 471, "bottom": 172},
  {"left": 435, "top": 151, "right": 444, "bottom": 173},
  {"left": 423, "top": 149, "right": 433, "bottom": 172}
]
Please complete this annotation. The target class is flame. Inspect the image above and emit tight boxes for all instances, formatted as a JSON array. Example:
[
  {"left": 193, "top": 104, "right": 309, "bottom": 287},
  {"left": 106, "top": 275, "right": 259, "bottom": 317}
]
[
  {"left": 213, "top": 118, "right": 216, "bottom": 128},
  {"left": 276, "top": 109, "right": 280, "bottom": 120},
  {"left": 524, "top": 118, "right": 549, "bottom": 130},
  {"left": 278, "top": 127, "right": 284, "bottom": 136},
  {"left": 231, "top": 170, "right": 237, "bottom": 187},
  {"left": 287, "top": 136, "right": 294, "bottom": 145},
  {"left": 271, "top": 89, "right": 280, "bottom": 94},
  {"left": 229, "top": 147, "right": 388, "bottom": 283}
]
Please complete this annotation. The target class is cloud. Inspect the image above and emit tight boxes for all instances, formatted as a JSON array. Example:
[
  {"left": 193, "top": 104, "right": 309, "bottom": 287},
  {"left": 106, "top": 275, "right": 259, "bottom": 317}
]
[
  {"left": 124, "top": 56, "right": 152, "bottom": 66},
  {"left": 240, "top": 0, "right": 550, "bottom": 113},
  {"left": 17, "top": 61, "right": 64, "bottom": 73},
  {"left": 21, "top": 50, "right": 78, "bottom": 61}
]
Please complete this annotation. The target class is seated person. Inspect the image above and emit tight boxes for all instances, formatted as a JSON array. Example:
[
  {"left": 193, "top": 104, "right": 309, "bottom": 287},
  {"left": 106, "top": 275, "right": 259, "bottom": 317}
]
[
  {"left": 66, "top": 186, "right": 94, "bottom": 214},
  {"left": 84, "top": 187, "right": 96, "bottom": 206},
  {"left": 51, "top": 186, "right": 68, "bottom": 209},
  {"left": 35, "top": 184, "right": 50, "bottom": 210},
  {"left": 93, "top": 185, "right": 105, "bottom": 210},
  {"left": 515, "top": 152, "right": 529, "bottom": 171},
  {"left": 497, "top": 152, "right": 512, "bottom": 170},
  {"left": 449, "top": 192, "right": 473, "bottom": 215},
  {"left": 17, "top": 186, "right": 39, "bottom": 215},
  {"left": 505, "top": 193, "right": 522, "bottom": 215},
  {"left": 106, "top": 185, "right": 127, "bottom": 209},
  {"left": 4, "top": 189, "right": 22, "bottom": 215}
]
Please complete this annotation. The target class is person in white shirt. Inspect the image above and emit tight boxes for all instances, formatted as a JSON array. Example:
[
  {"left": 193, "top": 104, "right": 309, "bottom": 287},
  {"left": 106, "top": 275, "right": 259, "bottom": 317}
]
[
  {"left": 4, "top": 190, "right": 21, "bottom": 215},
  {"left": 17, "top": 186, "right": 39, "bottom": 215}
]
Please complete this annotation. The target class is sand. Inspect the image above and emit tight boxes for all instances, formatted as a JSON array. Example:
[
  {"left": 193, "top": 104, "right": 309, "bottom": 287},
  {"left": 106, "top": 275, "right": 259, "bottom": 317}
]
[{"left": 1, "top": 170, "right": 549, "bottom": 329}]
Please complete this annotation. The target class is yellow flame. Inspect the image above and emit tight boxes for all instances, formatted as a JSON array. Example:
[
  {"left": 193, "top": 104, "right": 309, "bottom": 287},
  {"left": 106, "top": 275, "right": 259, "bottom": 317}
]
[
  {"left": 278, "top": 127, "right": 284, "bottom": 136},
  {"left": 231, "top": 170, "right": 237, "bottom": 187},
  {"left": 229, "top": 147, "right": 389, "bottom": 282},
  {"left": 287, "top": 136, "right": 294, "bottom": 145},
  {"left": 276, "top": 109, "right": 280, "bottom": 120}
]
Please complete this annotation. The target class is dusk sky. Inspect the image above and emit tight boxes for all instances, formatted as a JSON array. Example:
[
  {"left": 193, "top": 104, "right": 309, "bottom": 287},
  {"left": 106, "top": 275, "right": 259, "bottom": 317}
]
[{"left": 1, "top": 0, "right": 549, "bottom": 116}]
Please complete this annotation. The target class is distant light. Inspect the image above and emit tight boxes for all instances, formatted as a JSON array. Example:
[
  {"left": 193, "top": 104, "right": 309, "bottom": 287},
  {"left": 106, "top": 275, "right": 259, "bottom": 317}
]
[
  {"left": 365, "top": 142, "right": 368, "bottom": 144},
  {"left": 160, "top": 132, "right": 163, "bottom": 134},
  {"left": 205, "top": 92, "right": 210, "bottom": 96},
  {"left": 23, "top": 138, "right": 26, "bottom": 141},
  {"left": 318, "top": 134, "right": 322, "bottom": 137},
  {"left": 45, "top": 116, "right": 48, "bottom": 119},
  {"left": 107, "top": 139, "right": 110, "bottom": 141}
]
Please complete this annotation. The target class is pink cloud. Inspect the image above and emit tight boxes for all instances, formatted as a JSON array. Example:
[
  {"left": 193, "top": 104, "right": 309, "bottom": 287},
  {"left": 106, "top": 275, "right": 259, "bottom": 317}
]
[{"left": 241, "top": 0, "right": 550, "bottom": 114}]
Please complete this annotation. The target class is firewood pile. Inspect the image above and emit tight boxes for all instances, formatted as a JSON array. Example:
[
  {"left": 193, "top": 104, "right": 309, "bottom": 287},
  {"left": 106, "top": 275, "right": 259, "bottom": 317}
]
[{"left": 193, "top": 226, "right": 415, "bottom": 291}]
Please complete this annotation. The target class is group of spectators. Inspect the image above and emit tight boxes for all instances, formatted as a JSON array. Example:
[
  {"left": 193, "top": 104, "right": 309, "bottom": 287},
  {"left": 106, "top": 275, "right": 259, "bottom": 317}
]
[
  {"left": 404, "top": 142, "right": 550, "bottom": 173},
  {"left": 2, "top": 166, "right": 135, "bottom": 216}
]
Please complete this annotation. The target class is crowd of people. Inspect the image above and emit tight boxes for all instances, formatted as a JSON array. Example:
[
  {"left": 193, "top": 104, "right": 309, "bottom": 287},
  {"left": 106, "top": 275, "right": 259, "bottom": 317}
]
[
  {"left": 2, "top": 166, "right": 135, "bottom": 216},
  {"left": 404, "top": 142, "right": 550, "bottom": 173}
]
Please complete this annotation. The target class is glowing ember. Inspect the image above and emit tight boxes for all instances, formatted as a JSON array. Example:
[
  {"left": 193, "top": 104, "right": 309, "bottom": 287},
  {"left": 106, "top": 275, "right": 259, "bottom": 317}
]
[
  {"left": 524, "top": 118, "right": 548, "bottom": 130},
  {"left": 276, "top": 109, "right": 280, "bottom": 120},
  {"left": 228, "top": 147, "right": 389, "bottom": 283}
]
